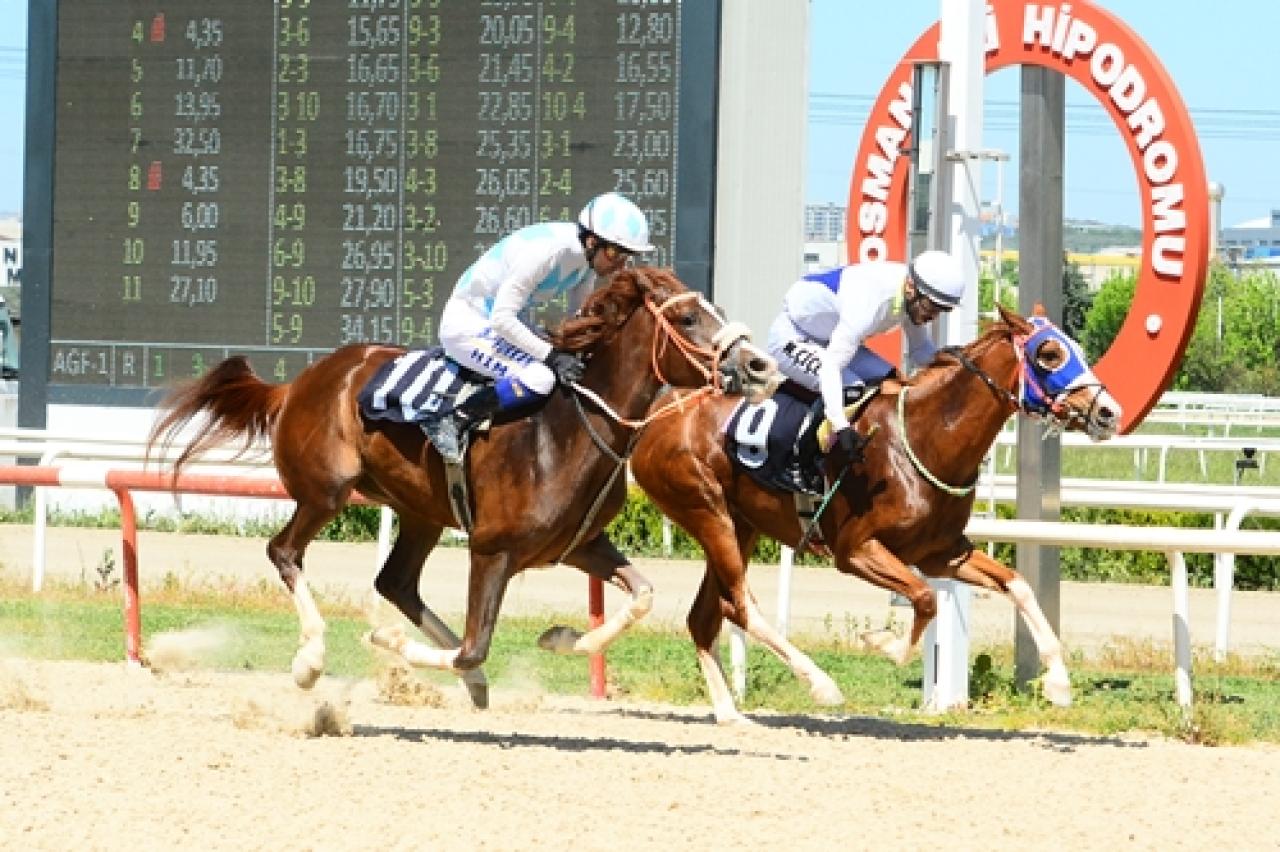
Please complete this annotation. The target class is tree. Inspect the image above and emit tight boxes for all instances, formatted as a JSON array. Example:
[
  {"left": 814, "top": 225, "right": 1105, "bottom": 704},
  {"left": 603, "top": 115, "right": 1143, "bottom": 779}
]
[
  {"left": 1061, "top": 259, "right": 1092, "bottom": 339},
  {"left": 1080, "top": 271, "right": 1134, "bottom": 363},
  {"left": 1177, "top": 266, "right": 1280, "bottom": 393},
  {"left": 978, "top": 259, "right": 1018, "bottom": 316}
]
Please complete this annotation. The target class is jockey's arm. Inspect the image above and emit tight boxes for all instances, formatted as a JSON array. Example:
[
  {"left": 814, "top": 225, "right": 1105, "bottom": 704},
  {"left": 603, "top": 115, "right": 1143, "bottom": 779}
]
[
  {"left": 820, "top": 314, "right": 874, "bottom": 432},
  {"left": 489, "top": 253, "right": 560, "bottom": 362}
]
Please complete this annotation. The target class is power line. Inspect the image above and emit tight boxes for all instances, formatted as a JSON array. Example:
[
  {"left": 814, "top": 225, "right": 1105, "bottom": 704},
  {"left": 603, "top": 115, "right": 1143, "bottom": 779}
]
[{"left": 808, "top": 93, "right": 1280, "bottom": 141}]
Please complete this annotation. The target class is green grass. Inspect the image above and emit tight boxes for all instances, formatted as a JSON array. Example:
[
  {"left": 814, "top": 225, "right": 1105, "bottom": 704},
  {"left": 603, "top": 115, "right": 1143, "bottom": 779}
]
[{"left": 3, "top": 575, "right": 1278, "bottom": 746}]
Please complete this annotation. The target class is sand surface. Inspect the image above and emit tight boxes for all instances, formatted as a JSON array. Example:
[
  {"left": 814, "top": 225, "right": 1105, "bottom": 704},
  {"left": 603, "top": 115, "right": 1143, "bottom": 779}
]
[
  {"left": 0, "top": 657, "right": 1277, "bottom": 851},
  {"left": 2, "top": 525, "right": 1279, "bottom": 850}
]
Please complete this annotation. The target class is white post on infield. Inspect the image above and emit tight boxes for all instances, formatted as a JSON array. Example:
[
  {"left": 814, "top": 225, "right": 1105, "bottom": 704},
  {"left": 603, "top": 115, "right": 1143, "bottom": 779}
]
[
  {"left": 923, "top": 579, "right": 972, "bottom": 710},
  {"left": 922, "top": 0, "right": 986, "bottom": 711}
]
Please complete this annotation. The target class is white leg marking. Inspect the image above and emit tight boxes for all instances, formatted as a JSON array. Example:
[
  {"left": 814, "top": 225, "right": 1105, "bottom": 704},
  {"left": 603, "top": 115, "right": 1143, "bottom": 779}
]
[
  {"left": 1008, "top": 578, "right": 1072, "bottom": 706},
  {"left": 572, "top": 587, "right": 654, "bottom": 655},
  {"left": 291, "top": 576, "right": 327, "bottom": 689},
  {"left": 368, "top": 625, "right": 462, "bottom": 671},
  {"left": 696, "top": 646, "right": 752, "bottom": 726},
  {"left": 742, "top": 600, "right": 843, "bottom": 706}
]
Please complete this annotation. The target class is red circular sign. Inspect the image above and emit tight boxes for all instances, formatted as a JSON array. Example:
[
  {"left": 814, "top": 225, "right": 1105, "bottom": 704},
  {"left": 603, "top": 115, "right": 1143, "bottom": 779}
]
[{"left": 847, "top": 1, "right": 1208, "bottom": 432}]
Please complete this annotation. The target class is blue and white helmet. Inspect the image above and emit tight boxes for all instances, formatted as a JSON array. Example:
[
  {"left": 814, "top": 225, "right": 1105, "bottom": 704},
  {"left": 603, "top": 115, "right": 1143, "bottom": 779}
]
[
  {"left": 910, "top": 250, "right": 966, "bottom": 310},
  {"left": 578, "top": 192, "right": 654, "bottom": 254}
]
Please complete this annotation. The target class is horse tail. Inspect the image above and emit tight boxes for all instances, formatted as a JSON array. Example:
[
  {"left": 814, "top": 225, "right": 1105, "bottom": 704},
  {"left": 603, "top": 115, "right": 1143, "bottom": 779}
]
[{"left": 146, "top": 356, "right": 289, "bottom": 481}]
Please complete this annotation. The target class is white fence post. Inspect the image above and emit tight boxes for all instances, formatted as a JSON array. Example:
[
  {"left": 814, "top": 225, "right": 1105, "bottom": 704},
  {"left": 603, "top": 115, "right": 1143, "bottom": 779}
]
[{"left": 923, "top": 579, "right": 971, "bottom": 711}]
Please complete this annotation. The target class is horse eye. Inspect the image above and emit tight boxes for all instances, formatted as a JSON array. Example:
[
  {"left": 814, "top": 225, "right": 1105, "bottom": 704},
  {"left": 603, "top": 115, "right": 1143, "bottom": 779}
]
[
  {"left": 1037, "top": 341, "right": 1066, "bottom": 369},
  {"left": 679, "top": 311, "right": 698, "bottom": 328}
]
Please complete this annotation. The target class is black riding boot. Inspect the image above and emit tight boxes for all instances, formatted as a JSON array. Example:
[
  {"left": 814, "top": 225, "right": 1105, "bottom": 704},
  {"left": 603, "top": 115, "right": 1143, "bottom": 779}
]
[
  {"left": 794, "top": 399, "right": 826, "bottom": 493},
  {"left": 426, "top": 385, "right": 501, "bottom": 465}
]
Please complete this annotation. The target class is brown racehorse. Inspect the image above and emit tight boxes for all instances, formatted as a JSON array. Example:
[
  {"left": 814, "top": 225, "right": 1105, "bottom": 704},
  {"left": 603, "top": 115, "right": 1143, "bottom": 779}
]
[
  {"left": 630, "top": 305, "right": 1121, "bottom": 724},
  {"left": 147, "top": 268, "right": 779, "bottom": 707}
]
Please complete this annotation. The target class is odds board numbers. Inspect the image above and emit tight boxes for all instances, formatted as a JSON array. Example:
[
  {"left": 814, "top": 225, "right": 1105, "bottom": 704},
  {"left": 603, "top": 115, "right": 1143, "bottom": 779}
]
[{"left": 49, "top": 0, "right": 687, "bottom": 392}]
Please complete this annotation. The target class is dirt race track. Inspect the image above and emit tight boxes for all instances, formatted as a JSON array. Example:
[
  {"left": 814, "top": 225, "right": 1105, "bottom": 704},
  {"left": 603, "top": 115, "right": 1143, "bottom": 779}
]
[
  {"left": 1, "top": 656, "right": 1278, "bottom": 851},
  {"left": 2, "top": 526, "right": 1280, "bottom": 849}
]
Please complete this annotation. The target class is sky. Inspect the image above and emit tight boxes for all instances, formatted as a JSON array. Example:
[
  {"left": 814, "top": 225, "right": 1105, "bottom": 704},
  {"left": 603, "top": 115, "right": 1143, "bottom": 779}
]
[
  {"left": 1, "top": 1, "right": 1278, "bottom": 228},
  {"left": 808, "top": 0, "right": 1280, "bottom": 229}
]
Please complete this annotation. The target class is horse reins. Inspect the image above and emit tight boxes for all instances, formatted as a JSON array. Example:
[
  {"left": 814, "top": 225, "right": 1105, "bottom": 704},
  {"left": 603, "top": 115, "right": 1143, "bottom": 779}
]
[
  {"left": 567, "top": 290, "right": 750, "bottom": 431},
  {"left": 902, "top": 329, "right": 1097, "bottom": 495},
  {"left": 552, "top": 290, "right": 751, "bottom": 564}
]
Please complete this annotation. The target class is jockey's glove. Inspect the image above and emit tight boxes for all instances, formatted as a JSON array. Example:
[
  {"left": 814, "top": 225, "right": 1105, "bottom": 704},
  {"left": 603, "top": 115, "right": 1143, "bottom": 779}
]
[
  {"left": 545, "top": 349, "right": 585, "bottom": 385},
  {"left": 832, "top": 426, "right": 869, "bottom": 467}
]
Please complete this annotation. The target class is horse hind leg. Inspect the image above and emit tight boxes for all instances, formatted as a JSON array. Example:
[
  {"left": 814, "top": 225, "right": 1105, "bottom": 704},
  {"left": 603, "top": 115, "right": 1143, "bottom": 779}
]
[
  {"left": 950, "top": 549, "right": 1072, "bottom": 707},
  {"left": 734, "top": 596, "right": 844, "bottom": 708},
  {"left": 537, "top": 532, "right": 654, "bottom": 656},
  {"left": 366, "top": 519, "right": 488, "bottom": 709},
  {"left": 268, "top": 501, "right": 345, "bottom": 689}
]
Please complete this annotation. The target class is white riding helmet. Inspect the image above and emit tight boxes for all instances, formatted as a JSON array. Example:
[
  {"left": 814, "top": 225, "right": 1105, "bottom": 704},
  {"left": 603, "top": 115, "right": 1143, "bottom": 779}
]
[
  {"left": 909, "top": 250, "right": 966, "bottom": 310},
  {"left": 578, "top": 192, "right": 654, "bottom": 253}
]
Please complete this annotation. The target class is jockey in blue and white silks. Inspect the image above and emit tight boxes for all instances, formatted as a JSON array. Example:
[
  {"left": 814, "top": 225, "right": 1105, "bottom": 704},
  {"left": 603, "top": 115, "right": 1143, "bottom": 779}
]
[
  {"left": 428, "top": 192, "right": 654, "bottom": 464},
  {"left": 765, "top": 250, "right": 967, "bottom": 462}
]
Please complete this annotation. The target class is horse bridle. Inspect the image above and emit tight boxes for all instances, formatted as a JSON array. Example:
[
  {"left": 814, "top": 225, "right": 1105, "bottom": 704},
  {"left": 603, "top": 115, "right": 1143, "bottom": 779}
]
[
  {"left": 941, "top": 324, "right": 1105, "bottom": 434},
  {"left": 567, "top": 289, "right": 751, "bottom": 432}
]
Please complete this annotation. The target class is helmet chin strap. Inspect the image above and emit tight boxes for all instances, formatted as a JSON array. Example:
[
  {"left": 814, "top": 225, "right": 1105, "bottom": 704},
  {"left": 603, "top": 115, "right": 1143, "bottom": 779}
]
[{"left": 581, "top": 232, "right": 601, "bottom": 264}]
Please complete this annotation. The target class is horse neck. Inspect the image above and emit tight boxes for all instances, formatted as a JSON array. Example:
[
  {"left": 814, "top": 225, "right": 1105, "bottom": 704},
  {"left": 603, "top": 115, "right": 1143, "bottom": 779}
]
[
  {"left": 907, "top": 337, "right": 1020, "bottom": 472},
  {"left": 579, "top": 311, "right": 667, "bottom": 420},
  {"left": 537, "top": 304, "right": 668, "bottom": 463}
]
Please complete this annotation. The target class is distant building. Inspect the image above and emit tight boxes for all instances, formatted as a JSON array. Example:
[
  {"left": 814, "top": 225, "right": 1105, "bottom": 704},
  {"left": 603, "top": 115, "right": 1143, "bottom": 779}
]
[
  {"left": 1220, "top": 210, "right": 1280, "bottom": 269},
  {"left": 1, "top": 239, "right": 19, "bottom": 288},
  {"left": 803, "top": 203, "right": 846, "bottom": 242}
]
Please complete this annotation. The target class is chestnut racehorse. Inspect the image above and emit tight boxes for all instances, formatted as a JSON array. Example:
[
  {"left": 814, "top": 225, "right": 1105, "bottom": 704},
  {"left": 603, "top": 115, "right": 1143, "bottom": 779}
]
[
  {"left": 630, "top": 306, "right": 1121, "bottom": 724},
  {"left": 147, "top": 268, "right": 779, "bottom": 707}
]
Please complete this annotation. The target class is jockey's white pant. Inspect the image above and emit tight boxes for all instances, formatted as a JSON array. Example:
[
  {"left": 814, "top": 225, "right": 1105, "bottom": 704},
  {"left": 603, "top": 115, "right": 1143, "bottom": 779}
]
[
  {"left": 439, "top": 301, "right": 556, "bottom": 396},
  {"left": 766, "top": 312, "right": 893, "bottom": 392}
]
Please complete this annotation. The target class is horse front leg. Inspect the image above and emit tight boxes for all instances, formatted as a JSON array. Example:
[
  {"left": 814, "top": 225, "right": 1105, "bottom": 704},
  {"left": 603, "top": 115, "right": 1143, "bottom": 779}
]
[
  {"left": 370, "top": 549, "right": 513, "bottom": 676},
  {"left": 837, "top": 538, "right": 936, "bottom": 665},
  {"left": 537, "top": 532, "right": 654, "bottom": 655},
  {"left": 367, "top": 519, "right": 488, "bottom": 709},
  {"left": 947, "top": 548, "right": 1072, "bottom": 707}
]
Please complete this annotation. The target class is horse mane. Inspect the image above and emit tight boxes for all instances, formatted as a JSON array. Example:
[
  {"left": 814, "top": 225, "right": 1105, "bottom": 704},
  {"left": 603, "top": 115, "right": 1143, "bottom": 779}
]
[
  {"left": 904, "top": 312, "right": 1021, "bottom": 386},
  {"left": 549, "top": 267, "right": 685, "bottom": 354}
]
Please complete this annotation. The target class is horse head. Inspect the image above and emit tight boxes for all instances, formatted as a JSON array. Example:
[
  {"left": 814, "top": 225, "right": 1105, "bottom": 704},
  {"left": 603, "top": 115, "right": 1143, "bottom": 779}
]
[
  {"left": 998, "top": 304, "right": 1121, "bottom": 441},
  {"left": 555, "top": 267, "right": 780, "bottom": 404}
]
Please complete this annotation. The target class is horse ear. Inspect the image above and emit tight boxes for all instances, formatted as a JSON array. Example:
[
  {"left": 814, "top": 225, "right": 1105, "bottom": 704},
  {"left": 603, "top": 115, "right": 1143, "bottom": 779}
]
[{"left": 1033, "top": 303, "right": 1048, "bottom": 317}]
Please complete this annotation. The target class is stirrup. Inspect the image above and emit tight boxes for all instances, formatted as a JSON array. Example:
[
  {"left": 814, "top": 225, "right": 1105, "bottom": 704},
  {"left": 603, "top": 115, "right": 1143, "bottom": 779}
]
[{"left": 424, "top": 416, "right": 463, "bottom": 465}]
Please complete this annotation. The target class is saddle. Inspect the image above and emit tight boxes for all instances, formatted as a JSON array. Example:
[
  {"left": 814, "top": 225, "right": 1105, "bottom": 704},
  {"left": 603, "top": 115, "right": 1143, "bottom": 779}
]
[
  {"left": 723, "top": 382, "right": 884, "bottom": 555},
  {"left": 724, "top": 382, "right": 883, "bottom": 496},
  {"left": 357, "top": 347, "right": 488, "bottom": 428},
  {"left": 357, "top": 347, "right": 492, "bottom": 531}
]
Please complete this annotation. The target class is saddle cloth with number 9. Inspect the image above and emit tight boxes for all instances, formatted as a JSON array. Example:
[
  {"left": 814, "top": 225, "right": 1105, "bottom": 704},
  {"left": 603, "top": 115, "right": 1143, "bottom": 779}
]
[{"left": 723, "top": 390, "right": 821, "bottom": 494}]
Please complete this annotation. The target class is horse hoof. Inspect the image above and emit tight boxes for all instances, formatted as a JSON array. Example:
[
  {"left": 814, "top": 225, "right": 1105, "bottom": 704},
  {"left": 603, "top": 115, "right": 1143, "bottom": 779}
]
[
  {"left": 292, "top": 657, "right": 322, "bottom": 690},
  {"left": 536, "top": 625, "right": 584, "bottom": 654},
  {"left": 861, "top": 630, "right": 904, "bottom": 661},
  {"left": 716, "top": 712, "right": 758, "bottom": 728},
  {"left": 810, "top": 677, "right": 845, "bottom": 707},
  {"left": 1043, "top": 680, "right": 1073, "bottom": 708},
  {"left": 366, "top": 626, "right": 405, "bottom": 653},
  {"left": 463, "top": 679, "right": 489, "bottom": 710},
  {"left": 292, "top": 638, "right": 326, "bottom": 689}
]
